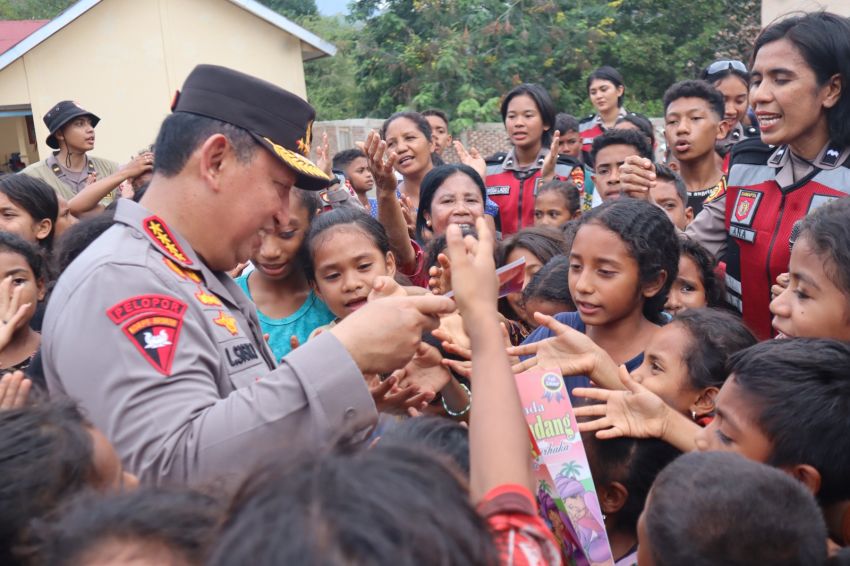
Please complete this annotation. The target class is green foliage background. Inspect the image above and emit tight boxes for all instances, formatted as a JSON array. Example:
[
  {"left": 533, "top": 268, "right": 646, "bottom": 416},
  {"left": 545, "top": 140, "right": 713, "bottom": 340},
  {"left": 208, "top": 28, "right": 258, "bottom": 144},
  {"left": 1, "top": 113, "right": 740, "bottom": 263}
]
[{"left": 1, "top": 0, "right": 761, "bottom": 127}]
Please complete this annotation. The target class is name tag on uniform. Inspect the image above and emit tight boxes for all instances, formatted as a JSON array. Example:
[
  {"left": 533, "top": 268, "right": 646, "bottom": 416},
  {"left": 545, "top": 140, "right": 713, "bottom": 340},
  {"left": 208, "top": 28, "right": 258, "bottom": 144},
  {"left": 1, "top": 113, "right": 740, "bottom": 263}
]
[
  {"left": 729, "top": 225, "right": 756, "bottom": 243},
  {"left": 487, "top": 185, "right": 510, "bottom": 196},
  {"left": 226, "top": 342, "right": 260, "bottom": 368}
]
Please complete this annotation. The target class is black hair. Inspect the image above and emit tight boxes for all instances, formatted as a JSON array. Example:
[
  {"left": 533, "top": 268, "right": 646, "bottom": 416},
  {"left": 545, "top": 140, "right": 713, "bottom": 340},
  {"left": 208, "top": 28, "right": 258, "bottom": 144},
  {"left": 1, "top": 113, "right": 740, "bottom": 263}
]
[
  {"left": 590, "top": 128, "right": 654, "bottom": 166},
  {"left": 562, "top": 218, "right": 581, "bottom": 249},
  {"left": 536, "top": 179, "right": 581, "bottom": 217},
  {"left": 522, "top": 255, "right": 574, "bottom": 311},
  {"left": 671, "top": 308, "right": 756, "bottom": 392},
  {"left": 379, "top": 111, "right": 432, "bottom": 144},
  {"left": 380, "top": 416, "right": 469, "bottom": 475},
  {"left": 700, "top": 60, "right": 750, "bottom": 88},
  {"left": 727, "top": 338, "right": 850, "bottom": 506},
  {"left": 583, "top": 433, "right": 680, "bottom": 536},
  {"left": 0, "top": 174, "right": 58, "bottom": 250},
  {"left": 303, "top": 207, "right": 391, "bottom": 283},
  {"left": 291, "top": 187, "right": 320, "bottom": 223},
  {"left": 586, "top": 66, "right": 626, "bottom": 107},
  {"left": 332, "top": 148, "right": 367, "bottom": 171},
  {"left": 53, "top": 211, "right": 115, "bottom": 276},
  {"left": 31, "top": 487, "right": 223, "bottom": 566},
  {"left": 0, "top": 231, "right": 46, "bottom": 282},
  {"left": 752, "top": 11, "right": 850, "bottom": 147},
  {"left": 646, "top": 451, "right": 827, "bottom": 566},
  {"left": 208, "top": 443, "right": 498, "bottom": 566},
  {"left": 501, "top": 226, "right": 568, "bottom": 268},
  {"left": 153, "top": 113, "right": 259, "bottom": 177},
  {"left": 0, "top": 399, "right": 95, "bottom": 565},
  {"left": 500, "top": 83, "right": 557, "bottom": 146},
  {"left": 654, "top": 163, "right": 688, "bottom": 208},
  {"left": 577, "top": 199, "right": 680, "bottom": 324},
  {"left": 797, "top": 197, "right": 850, "bottom": 300},
  {"left": 662, "top": 80, "right": 725, "bottom": 120},
  {"left": 615, "top": 112, "right": 656, "bottom": 148},
  {"left": 425, "top": 225, "right": 481, "bottom": 274},
  {"left": 678, "top": 237, "right": 726, "bottom": 309},
  {"left": 415, "top": 164, "right": 486, "bottom": 243},
  {"left": 554, "top": 113, "right": 580, "bottom": 134},
  {"left": 422, "top": 108, "right": 450, "bottom": 128}
]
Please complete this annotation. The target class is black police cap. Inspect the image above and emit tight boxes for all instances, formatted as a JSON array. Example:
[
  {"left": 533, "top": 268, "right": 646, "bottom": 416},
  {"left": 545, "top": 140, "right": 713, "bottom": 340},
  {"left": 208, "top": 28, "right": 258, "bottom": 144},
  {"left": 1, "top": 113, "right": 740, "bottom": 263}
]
[
  {"left": 171, "top": 64, "right": 330, "bottom": 191},
  {"left": 43, "top": 100, "right": 100, "bottom": 150}
]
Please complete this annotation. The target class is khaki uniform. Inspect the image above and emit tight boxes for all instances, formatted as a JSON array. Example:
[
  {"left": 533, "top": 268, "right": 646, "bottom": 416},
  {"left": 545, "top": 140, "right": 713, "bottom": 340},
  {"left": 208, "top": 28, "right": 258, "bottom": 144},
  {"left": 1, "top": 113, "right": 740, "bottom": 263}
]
[
  {"left": 43, "top": 199, "right": 376, "bottom": 485},
  {"left": 21, "top": 153, "right": 118, "bottom": 202}
]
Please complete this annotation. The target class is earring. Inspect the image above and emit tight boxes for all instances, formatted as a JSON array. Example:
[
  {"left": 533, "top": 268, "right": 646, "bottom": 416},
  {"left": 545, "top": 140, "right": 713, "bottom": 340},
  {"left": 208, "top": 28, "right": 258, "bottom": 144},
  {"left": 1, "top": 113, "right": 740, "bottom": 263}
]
[
  {"left": 426, "top": 219, "right": 432, "bottom": 227},
  {"left": 691, "top": 410, "right": 697, "bottom": 421}
]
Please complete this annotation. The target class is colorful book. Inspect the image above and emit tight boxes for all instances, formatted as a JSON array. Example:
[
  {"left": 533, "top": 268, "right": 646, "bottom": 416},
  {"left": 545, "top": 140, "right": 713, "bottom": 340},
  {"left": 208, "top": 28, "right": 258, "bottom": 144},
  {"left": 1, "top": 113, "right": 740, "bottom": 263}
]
[
  {"left": 445, "top": 256, "right": 525, "bottom": 300},
  {"left": 515, "top": 366, "right": 615, "bottom": 566}
]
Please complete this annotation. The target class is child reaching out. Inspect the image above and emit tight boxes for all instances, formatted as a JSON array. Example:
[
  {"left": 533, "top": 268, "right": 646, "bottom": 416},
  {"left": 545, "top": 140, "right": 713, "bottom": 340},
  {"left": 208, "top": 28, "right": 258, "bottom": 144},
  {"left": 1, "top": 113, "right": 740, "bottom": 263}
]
[
  {"left": 303, "top": 207, "right": 469, "bottom": 415},
  {"left": 236, "top": 188, "right": 334, "bottom": 360},
  {"left": 0, "top": 233, "right": 47, "bottom": 376},
  {"left": 518, "top": 199, "right": 679, "bottom": 399}
]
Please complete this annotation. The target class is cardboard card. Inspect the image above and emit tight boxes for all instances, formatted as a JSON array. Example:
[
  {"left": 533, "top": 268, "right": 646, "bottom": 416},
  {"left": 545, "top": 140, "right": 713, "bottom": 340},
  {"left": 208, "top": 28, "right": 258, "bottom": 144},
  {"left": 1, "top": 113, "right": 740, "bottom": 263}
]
[
  {"left": 516, "top": 366, "right": 615, "bottom": 566},
  {"left": 445, "top": 257, "right": 525, "bottom": 300}
]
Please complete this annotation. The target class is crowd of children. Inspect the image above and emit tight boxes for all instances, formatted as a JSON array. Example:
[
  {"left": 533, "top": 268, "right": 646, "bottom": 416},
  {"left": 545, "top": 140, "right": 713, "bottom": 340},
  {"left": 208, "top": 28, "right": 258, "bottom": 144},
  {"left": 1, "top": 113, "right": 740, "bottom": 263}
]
[{"left": 0, "top": 9, "right": 848, "bottom": 566}]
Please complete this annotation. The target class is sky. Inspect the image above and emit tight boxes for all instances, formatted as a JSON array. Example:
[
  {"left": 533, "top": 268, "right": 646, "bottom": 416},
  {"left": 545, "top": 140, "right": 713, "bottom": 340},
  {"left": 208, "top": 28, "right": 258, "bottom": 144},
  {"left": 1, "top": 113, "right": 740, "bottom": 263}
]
[{"left": 316, "top": 0, "right": 349, "bottom": 15}]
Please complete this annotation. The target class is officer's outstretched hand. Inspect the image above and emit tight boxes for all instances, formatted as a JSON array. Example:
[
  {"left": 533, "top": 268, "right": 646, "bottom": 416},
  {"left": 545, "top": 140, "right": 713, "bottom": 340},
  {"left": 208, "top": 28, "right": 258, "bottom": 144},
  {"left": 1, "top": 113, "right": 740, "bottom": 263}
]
[
  {"left": 330, "top": 294, "right": 455, "bottom": 375},
  {"left": 619, "top": 154, "right": 656, "bottom": 199}
]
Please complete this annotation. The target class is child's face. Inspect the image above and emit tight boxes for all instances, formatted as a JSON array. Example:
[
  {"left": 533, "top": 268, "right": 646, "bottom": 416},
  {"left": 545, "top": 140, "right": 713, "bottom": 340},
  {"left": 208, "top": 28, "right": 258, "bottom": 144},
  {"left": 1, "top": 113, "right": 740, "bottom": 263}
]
[
  {"left": 534, "top": 191, "right": 574, "bottom": 229},
  {"left": 251, "top": 196, "right": 310, "bottom": 282},
  {"left": 505, "top": 94, "right": 547, "bottom": 150},
  {"left": 344, "top": 156, "right": 374, "bottom": 194},
  {"left": 650, "top": 180, "right": 693, "bottom": 231},
  {"left": 505, "top": 246, "right": 545, "bottom": 322},
  {"left": 0, "top": 192, "right": 52, "bottom": 245},
  {"left": 592, "top": 144, "right": 639, "bottom": 201},
  {"left": 695, "top": 376, "right": 774, "bottom": 463},
  {"left": 569, "top": 223, "right": 650, "bottom": 327},
  {"left": 558, "top": 129, "right": 582, "bottom": 158},
  {"left": 425, "top": 173, "right": 484, "bottom": 237},
  {"left": 0, "top": 252, "right": 44, "bottom": 327},
  {"left": 665, "top": 255, "right": 707, "bottom": 316},
  {"left": 425, "top": 115, "right": 452, "bottom": 155},
  {"left": 631, "top": 322, "right": 697, "bottom": 416},
  {"left": 385, "top": 117, "right": 434, "bottom": 179},
  {"left": 770, "top": 236, "right": 850, "bottom": 341},
  {"left": 664, "top": 97, "right": 726, "bottom": 163},
  {"left": 312, "top": 226, "right": 396, "bottom": 319}
]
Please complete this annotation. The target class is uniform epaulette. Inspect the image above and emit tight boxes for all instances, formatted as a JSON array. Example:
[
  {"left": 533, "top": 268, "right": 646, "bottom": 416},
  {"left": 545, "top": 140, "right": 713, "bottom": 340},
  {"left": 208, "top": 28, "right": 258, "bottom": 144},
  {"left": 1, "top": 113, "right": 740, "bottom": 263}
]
[
  {"left": 555, "top": 154, "right": 581, "bottom": 168},
  {"left": 484, "top": 152, "right": 507, "bottom": 165},
  {"left": 729, "top": 136, "right": 773, "bottom": 167}
]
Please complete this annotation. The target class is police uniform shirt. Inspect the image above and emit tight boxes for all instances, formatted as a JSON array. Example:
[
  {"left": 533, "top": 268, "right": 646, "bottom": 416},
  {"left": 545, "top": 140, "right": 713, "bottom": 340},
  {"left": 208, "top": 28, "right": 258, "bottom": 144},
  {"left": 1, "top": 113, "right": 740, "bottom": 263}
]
[{"left": 42, "top": 199, "right": 376, "bottom": 485}]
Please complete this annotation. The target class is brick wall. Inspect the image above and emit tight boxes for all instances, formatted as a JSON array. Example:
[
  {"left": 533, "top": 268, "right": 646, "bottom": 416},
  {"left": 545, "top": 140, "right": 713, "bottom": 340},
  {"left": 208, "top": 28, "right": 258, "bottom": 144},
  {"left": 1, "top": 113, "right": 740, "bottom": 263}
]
[{"left": 313, "top": 118, "right": 667, "bottom": 165}]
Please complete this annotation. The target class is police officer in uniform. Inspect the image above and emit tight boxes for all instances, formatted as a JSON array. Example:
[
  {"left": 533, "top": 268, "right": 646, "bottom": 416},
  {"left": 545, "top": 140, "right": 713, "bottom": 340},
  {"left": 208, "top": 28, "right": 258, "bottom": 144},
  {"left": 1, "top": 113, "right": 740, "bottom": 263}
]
[{"left": 42, "top": 65, "right": 454, "bottom": 485}]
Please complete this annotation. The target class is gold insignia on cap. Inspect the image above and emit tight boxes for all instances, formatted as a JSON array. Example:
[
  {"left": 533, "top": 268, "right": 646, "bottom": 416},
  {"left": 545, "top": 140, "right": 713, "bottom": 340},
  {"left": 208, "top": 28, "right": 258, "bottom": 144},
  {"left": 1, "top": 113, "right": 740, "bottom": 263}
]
[
  {"left": 296, "top": 120, "right": 313, "bottom": 156},
  {"left": 263, "top": 136, "right": 329, "bottom": 180}
]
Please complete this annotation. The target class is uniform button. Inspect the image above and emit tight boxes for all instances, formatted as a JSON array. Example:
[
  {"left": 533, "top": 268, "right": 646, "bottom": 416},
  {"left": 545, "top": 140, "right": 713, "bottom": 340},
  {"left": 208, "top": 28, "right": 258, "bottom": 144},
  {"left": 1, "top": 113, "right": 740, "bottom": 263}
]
[{"left": 344, "top": 407, "right": 357, "bottom": 420}]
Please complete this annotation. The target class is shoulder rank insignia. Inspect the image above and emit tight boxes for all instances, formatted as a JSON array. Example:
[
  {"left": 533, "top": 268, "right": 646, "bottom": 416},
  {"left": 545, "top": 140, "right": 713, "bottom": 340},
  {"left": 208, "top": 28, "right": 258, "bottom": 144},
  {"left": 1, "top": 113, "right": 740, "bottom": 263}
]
[
  {"left": 163, "top": 257, "right": 201, "bottom": 283},
  {"left": 195, "top": 289, "right": 223, "bottom": 307},
  {"left": 143, "top": 216, "right": 193, "bottom": 265},
  {"left": 107, "top": 294, "right": 187, "bottom": 376},
  {"left": 213, "top": 311, "right": 239, "bottom": 335},
  {"left": 704, "top": 177, "right": 727, "bottom": 205}
]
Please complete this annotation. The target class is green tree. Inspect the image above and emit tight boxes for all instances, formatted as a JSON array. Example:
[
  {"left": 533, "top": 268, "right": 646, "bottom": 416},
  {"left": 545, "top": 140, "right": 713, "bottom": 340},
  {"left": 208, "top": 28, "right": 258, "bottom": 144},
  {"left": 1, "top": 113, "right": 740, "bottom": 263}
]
[
  {"left": 255, "top": 0, "right": 318, "bottom": 19},
  {"left": 0, "top": 0, "right": 74, "bottom": 19}
]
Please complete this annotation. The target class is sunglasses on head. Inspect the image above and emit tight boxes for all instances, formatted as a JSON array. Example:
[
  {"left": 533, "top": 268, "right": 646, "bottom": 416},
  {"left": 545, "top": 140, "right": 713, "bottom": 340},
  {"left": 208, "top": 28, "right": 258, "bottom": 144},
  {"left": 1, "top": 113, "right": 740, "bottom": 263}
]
[{"left": 704, "top": 60, "right": 748, "bottom": 77}]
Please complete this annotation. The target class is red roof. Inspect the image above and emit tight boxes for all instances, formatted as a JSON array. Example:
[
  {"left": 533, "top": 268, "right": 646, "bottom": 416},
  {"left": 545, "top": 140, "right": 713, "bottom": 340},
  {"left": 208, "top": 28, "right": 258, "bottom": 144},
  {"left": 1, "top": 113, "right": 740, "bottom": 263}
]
[{"left": 0, "top": 20, "right": 49, "bottom": 55}]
